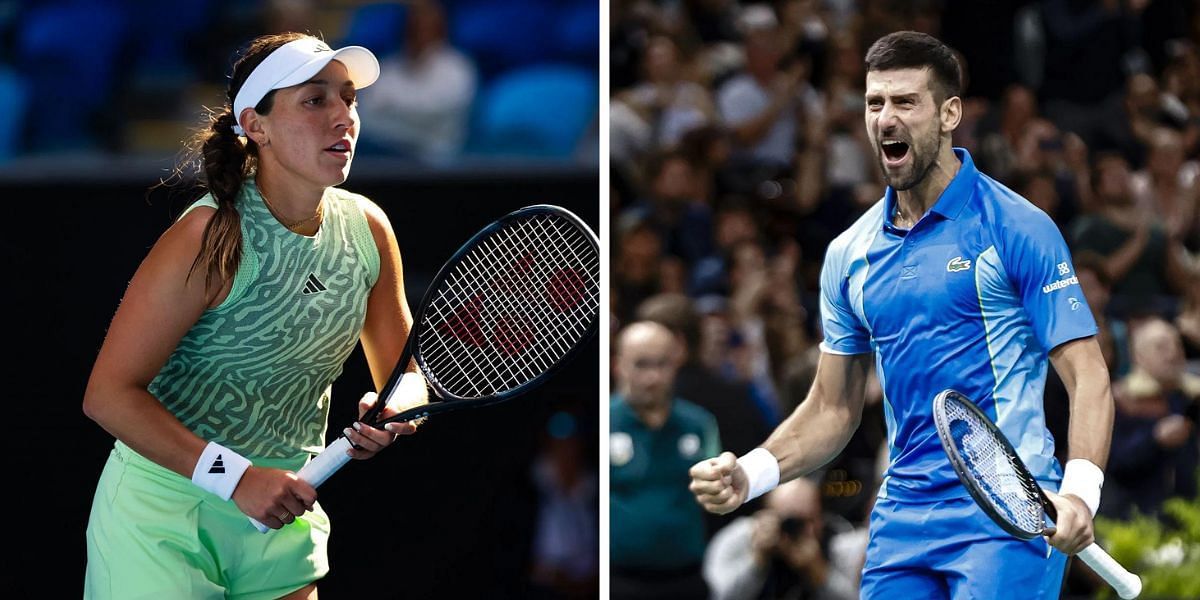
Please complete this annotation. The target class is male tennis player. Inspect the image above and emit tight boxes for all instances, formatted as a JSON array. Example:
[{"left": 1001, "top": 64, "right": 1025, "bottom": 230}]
[{"left": 689, "top": 31, "right": 1113, "bottom": 598}]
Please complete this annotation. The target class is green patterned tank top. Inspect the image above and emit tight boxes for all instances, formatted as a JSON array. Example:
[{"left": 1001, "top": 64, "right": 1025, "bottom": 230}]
[{"left": 148, "top": 180, "right": 381, "bottom": 459}]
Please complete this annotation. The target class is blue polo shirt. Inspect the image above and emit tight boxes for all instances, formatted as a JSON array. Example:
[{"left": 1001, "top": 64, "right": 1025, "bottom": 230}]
[{"left": 820, "top": 148, "right": 1097, "bottom": 503}]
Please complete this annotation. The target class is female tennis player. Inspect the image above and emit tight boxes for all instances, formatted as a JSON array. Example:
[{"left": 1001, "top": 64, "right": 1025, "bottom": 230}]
[{"left": 82, "top": 32, "right": 426, "bottom": 599}]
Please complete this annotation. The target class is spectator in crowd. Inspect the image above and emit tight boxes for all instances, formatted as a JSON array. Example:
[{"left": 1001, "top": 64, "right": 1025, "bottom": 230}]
[
  {"left": 717, "top": 6, "right": 820, "bottom": 173},
  {"left": 1131, "top": 126, "right": 1200, "bottom": 249},
  {"left": 1040, "top": 0, "right": 1144, "bottom": 151},
  {"left": 612, "top": 219, "right": 687, "bottom": 325},
  {"left": 703, "top": 477, "right": 858, "bottom": 600},
  {"left": 1161, "top": 40, "right": 1200, "bottom": 152},
  {"left": 821, "top": 32, "right": 878, "bottom": 204},
  {"left": 613, "top": 35, "right": 717, "bottom": 149},
  {"left": 611, "top": 321, "right": 720, "bottom": 599},
  {"left": 357, "top": 0, "right": 476, "bottom": 162},
  {"left": 676, "top": 0, "right": 743, "bottom": 49},
  {"left": 1178, "top": 276, "right": 1200, "bottom": 361},
  {"left": 1105, "top": 318, "right": 1200, "bottom": 518},
  {"left": 678, "top": 124, "right": 736, "bottom": 207},
  {"left": 976, "top": 84, "right": 1041, "bottom": 182},
  {"left": 1118, "top": 72, "right": 1192, "bottom": 160},
  {"left": 1068, "top": 152, "right": 1189, "bottom": 317},
  {"left": 635, "top": 292, "right": 770, "bottom": 459},
  {"left": 530, "top": 411, "right": 599, "bottom": 598},
  {"left": 621, "top": 150, "right": 716, "bottom": 265}
]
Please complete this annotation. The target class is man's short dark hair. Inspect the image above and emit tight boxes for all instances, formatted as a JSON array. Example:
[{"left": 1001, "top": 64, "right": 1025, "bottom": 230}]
[{"left": 864, "top": 31, "right": 962, "bottom": 103}]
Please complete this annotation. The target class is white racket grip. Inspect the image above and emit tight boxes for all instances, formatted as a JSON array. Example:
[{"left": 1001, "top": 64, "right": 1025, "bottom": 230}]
[
  {"left": 1077, "top": 543, "right": 1142, "bottom": 599},
  {"left": 249, "top": 437, "right": 355, "bottom": 533}
]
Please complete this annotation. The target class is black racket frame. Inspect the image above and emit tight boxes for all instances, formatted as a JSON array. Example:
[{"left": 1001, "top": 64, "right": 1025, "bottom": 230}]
[
  {"left": 359, "top": 204, "right": 599, "bottom": 428},
  {"left": 932, "top": 389, "right": 1059, "bottom": 540}
]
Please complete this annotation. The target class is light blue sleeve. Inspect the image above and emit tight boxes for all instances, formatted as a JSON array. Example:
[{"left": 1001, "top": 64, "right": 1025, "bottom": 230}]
[
  {"left": 818, "top": 239, "right": 873, "bottom": 355},
  {"left": 999, "top": 209, "right": 1098, "bottom": 351}
]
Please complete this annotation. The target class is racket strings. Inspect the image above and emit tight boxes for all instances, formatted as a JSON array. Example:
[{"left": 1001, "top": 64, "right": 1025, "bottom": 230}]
[
  {"left": 445, "top": 219, "right": 597, "bottom": 391},
  {"left": 418, "top": 214, "right": 599, "bottom": 399},
  {"left": 433, "top": 227, "right": 542, "bottom": 391},
  {"left": 433, "top": 220, "right": 592, "bottom": 390},
  {"left": 425, "top": 231, "right": 537, "bottom": 396},
  {"left": 946, "top": 398, "right": 1045, "bottom": 535}
]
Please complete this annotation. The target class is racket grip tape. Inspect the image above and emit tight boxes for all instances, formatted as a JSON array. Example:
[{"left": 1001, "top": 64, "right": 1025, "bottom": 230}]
[
  {"left": 249, "top": 436, "right": 355, "bottom": 533},
  {"left": 1077, "top": 543, "right": 1142, "bottom": 599}
]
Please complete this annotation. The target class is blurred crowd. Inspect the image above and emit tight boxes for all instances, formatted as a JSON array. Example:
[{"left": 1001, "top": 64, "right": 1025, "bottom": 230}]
[
  {"left": 610, "top": 0, "right": 1200, "bottom": 598},
  {"left": 0, "top": 0, "right": 598, "bottom": 164}
]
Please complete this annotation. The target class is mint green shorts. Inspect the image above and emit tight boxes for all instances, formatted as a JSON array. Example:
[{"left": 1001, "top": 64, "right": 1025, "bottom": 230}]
[{"left": 85, "top": 442, "right": 330, "bottom": 599}]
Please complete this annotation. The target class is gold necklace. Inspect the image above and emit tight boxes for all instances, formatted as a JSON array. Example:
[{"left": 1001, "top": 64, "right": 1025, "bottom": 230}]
[
  {"left": 894, "top": 203, "right": 913, "bottom": 229},
  {"left": 261, "top": 190, "right": 323, "bottom": 231}
]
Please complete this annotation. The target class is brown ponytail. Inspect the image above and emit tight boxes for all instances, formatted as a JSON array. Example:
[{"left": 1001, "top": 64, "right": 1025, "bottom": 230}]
[{"left": 183, "top": 31, "right": 315, "bottom": 292}]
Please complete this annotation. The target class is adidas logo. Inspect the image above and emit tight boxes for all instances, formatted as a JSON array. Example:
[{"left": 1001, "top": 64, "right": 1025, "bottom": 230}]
[
  {"left": 302, "top": 273, "right": 328, "bottom": 295},
  {"left": 209, "top": 454, "right": 226, "bottom": 474}
]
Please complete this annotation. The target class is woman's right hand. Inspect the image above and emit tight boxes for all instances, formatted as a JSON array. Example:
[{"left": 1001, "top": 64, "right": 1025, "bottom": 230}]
[{"left": 230, "top": 466, "right": 318, "bottom": 529}]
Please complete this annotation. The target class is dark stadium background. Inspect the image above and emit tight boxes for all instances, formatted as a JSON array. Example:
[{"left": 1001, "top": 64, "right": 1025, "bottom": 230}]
[{"left": 0, "top": 0, "right": 599, "bottom": 596}]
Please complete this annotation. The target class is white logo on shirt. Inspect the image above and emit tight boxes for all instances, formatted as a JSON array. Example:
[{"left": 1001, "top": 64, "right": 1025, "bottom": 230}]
[
  {"left": 947, "top": 257, "right": 972, "bottom": 272},
  {"left": 1057, "top": 262, "right": 1071, "bottom": 276},
  {"left": 611, "top": 432, "right": 634, "bottom": 466},
  {"left": 1069, "top": 297, "right": 1082, "bottom": 311},
  {"left": 678, "top": 433, "right": 701, "bottom": 458},
  {"left": 1042, "top": 276, "right": 1079, "bottom": 294}
]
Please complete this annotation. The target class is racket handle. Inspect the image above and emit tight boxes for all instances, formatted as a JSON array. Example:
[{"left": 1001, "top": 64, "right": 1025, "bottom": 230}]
[
  {"left": 1077, "top": 543, "right": 1142, "bottom": 599},
  {"left": 249, "top": 436, "right": 355, "bottom": 533}
]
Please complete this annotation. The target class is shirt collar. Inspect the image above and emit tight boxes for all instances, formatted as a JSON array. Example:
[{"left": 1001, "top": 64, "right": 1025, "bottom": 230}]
[
  {"left": 883, "top": 147, "right": 977, "bottom": 230},
  {"left": 929, "top": 148, "right": 977, "bottom": 221}
]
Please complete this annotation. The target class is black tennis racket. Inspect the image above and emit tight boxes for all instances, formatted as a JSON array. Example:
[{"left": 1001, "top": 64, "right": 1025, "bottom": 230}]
[
  {"left": 932, "top": 389, "right": 1141, "bottom": 599},
  {"left": 251, "top": 204, "right": 599, "bottom": 532}
]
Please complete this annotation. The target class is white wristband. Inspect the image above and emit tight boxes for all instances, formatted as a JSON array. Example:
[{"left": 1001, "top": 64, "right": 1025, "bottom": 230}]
[
  {"left": 737, "top": 447, "right": 780, "bottom": 503},
  {"left": 191, "top": 442, "right": 252, "bottom": 501},
  {"left": 1059, "top": 459, "right": 1104, "bottom": 517}
]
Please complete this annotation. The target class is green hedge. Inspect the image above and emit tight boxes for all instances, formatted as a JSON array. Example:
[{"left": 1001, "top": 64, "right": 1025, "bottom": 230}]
[{"left": 1093, "top": 495, "right": 1200, "bottom": 599}]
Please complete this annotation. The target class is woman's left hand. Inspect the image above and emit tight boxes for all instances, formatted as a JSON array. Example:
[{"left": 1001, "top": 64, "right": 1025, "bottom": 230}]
[{"left": 345, "top": 392, "right": 424, "bottom": 460}]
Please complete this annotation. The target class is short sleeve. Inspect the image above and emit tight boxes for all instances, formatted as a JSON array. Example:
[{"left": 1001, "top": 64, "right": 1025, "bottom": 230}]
[
  {"left": 818, "top": 240, "right": 873, "bottom": 355},
  {"left": 1000, "top": 211, "right": 1098, "bottom": 351}
]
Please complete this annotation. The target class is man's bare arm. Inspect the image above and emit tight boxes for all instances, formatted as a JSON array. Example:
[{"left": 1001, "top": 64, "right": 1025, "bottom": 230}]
[
  {"left": 764, "top": 351, "right": 872, "bottom": 481},
  {"left": 689, "top": 351, "right": 871, "bottom": 514},
  {"left": 1050, "top": 336, "right": 1113, "bottom": 469},
  {"left": 1044, "top": 335, "right": 1113, "bottom": 554}
]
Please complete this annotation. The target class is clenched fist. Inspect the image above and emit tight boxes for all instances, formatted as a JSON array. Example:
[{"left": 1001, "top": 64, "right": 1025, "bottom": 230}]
[{"left": 688, "top": 451, "right": 749, "bottom": 514}]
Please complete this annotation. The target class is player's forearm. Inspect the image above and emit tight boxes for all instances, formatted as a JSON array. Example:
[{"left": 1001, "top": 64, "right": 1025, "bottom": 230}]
[
  {"left": 83, "top": 383, "right": 208, "bottom": 478},
  {"left": 764, "top": 353, "right": 869, "bottom": 481},
  {"left": 1067, "top": 369, "right": 1114, "bottom": 469},
  {"left": 760, "top": 353, "right": 868, "bottom": 481},
  {"left": 763, "top": 394, "right": 862, "bottom": 482}
]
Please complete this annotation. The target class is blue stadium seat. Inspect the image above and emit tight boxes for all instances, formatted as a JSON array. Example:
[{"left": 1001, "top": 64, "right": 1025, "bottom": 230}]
[
  {"left": 468, "top": 65, "right": 597, "bottom": 158},
  {"left": 0, "top": 68, "right": 29, "bottom": 162},
  {"left": 552, "top": 1, "right": 599, "bottom": 68},
  {"left": 341, "top": 2, "right": 408, "bottom": 60},
  {"left": 449, "top": 0, "right": 553, "bottom": 79},
  {"left": 15, "top": 0, "right": 128, "bottom": 151},
  {"left": 125, "top": 0, "right": 211, "bottom": 71}
]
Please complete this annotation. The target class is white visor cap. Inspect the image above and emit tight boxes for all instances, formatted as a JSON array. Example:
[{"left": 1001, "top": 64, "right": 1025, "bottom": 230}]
[{"left": 232, "top": 37, "right": 380, "bottom": 135}]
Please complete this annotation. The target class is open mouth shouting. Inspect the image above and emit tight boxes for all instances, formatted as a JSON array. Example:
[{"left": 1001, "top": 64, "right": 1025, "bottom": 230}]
[{"left": 880, "top": 138, "right": 910, "bottom": 169}]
